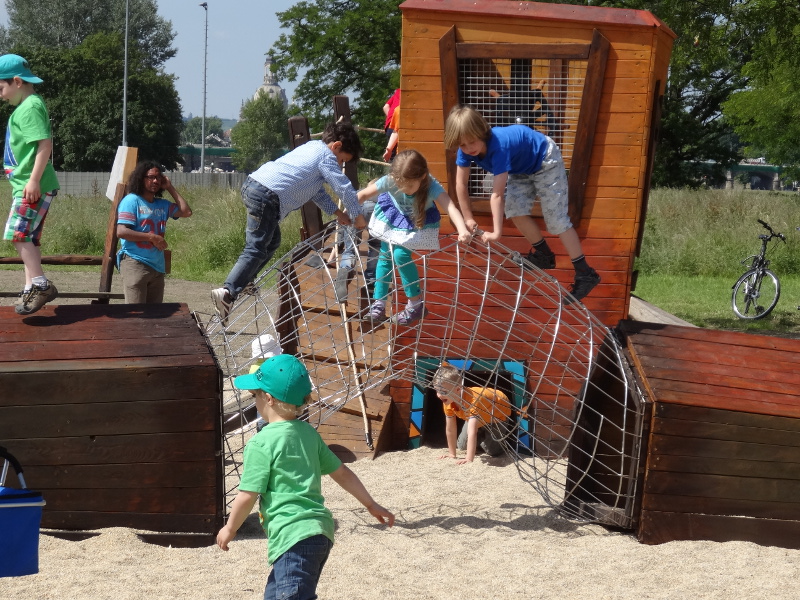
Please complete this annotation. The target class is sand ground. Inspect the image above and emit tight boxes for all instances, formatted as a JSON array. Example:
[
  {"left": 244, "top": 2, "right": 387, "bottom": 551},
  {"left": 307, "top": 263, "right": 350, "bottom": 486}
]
[{"left": 1, "top": 270, "right": 799, "bottom": 599}]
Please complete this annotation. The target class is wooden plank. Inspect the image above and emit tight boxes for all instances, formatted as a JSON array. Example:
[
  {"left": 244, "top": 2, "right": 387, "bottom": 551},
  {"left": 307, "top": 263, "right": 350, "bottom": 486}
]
[
  {"left": 0, "top": 361, "right": 222, "bottom": 406},
  {"left": 400, "top": 0, "right": 674, "bottom": 31},
  {"left": 648, "top": 453, "right": 800, "bottom": 481},
  {"left": 568, "top": 29, "right": 609, "bottom": 225},
  {"left": 653, "top": 390, "right": 800, "bottom": 420},
  {"left": 6, "top": 432, "right": 217, "bottom": 466},
  {"left": 621, "top": 320, "right": 800, "bottom": 354},
  {"left": 638, "top": 510, "right": 800, "bottom": 548},
  {"left": 0, "top": 301, "right": 194, "bottom": 323},
  {"left": 22, "top": 462, "right": 218, "bottom": 490},
  {"left": 0, "top": 398, "right": 219, "bottom": 439},
  {"left": 0, "top": 255, "right": 102, "bottom": 266},
  {"left": 0, "top": 353, "right": 216, "bottom": 374},
  {"left": 649, "top": 433, "right": 800, "bottom": 466},
  {"left": 642, "top": 493, "right": 800, "bottom": 521},
  {"left": 39, "top": 486, "right": 215, "bottom": 514},
  {"left": 0, "top": 337, "right": 210, "bottom": 363},
  {"left": 655, "top": 402, "right": 800, "bottom": 434},
  {"left": 42, "top": 511, "right": 218, "bottom": 534}
]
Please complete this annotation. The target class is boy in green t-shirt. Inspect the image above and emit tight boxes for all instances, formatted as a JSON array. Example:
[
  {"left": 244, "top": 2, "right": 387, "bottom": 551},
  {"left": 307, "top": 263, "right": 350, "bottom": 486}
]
[
  {"left": 217, "top": 354, "right": 394, "bottom": 598},
  {"left": 0, "top": 54, "right": 60, "bottom": 315}
]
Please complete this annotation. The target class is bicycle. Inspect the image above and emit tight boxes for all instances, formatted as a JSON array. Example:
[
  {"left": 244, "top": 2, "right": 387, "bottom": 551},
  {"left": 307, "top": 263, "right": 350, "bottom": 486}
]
[{"left": 731, "top": 219, "right": 786, "bottom": 319}]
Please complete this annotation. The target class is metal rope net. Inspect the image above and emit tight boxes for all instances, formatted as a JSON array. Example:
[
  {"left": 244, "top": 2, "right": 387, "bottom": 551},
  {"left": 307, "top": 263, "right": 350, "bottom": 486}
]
[{"left": 200, "top": 225, "right": 645, "bottom": 529}]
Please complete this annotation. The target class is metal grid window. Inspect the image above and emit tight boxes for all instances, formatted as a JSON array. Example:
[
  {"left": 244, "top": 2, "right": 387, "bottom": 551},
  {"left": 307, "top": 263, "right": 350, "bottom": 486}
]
[{"left": 458, "top": 57, "right": 588, "bottom": 199}]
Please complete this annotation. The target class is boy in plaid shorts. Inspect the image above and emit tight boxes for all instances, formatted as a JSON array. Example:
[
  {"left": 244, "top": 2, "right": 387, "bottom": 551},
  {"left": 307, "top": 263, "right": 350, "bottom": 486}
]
[
  {"left": 444, "top": 105, "right": 600, "bottom": 303},
  {"left": 0, "top": 54, "right": 60, "bottom": 315}
]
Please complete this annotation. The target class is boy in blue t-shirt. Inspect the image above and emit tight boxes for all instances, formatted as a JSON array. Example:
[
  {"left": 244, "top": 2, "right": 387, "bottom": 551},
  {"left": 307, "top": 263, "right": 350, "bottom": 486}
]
[
  {"left": 444, "top": 105, "right": 600, "bottom": 303},
  {"left": 116, "top": 161, "right": 192, "bottom": 303},
  {"left": 0, "top": 54, "right": 60, "bottom": 315},
  {"left": 216, "top": 354, "right": 394, "bottom": 598}
]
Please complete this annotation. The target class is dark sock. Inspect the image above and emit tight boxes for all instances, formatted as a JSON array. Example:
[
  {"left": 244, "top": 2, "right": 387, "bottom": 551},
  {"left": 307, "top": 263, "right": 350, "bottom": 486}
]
[
  {"left": 571, "top": 255, "right": 592, "bottom": 274},
  {"left": 532, "top": 239, "right": 553, "bottom": 255}
]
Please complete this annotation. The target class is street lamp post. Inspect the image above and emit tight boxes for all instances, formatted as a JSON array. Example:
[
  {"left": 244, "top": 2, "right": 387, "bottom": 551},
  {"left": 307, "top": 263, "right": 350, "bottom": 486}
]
[
  {"left": 122, "top": 0, "right": 130, "bottom": 146},
  {"left": 200, "top": 2, "right": 208, "bottom": 175}
]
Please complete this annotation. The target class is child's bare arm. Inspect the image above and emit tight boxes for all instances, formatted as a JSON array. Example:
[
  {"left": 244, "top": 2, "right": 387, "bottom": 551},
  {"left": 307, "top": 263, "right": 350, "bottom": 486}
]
[
  {"left": 441, "top": 414, "right": 458, "bottom": 459},
  {"left": 482, "top": 172, "right": 508, "bottom": 243},
  {"left": 22, "top": 138, "right": 52, "bottom": 202},
  {"left": 437, "top": 192, "right": 471, "bottom": 243},
  {"left": 357, "top": 181, "right": 379, "bottom": 203},
  {"left": 116, "top": 224, "right": 168, "bottom": 251},
  {"left": 328, "top": 464, "right": 395, "bottom": 526},
  {"left": 454, "top": 165, "right": 476, "bottom": 232},
  {"left": 457, "top": 417, "right": 480, "bottom": 465},
  {"left": 161, "top": 175, "right": 193, "bottom": 218},
  {"left": 216, "top": 490, "right": 259, "bottom": 551}
]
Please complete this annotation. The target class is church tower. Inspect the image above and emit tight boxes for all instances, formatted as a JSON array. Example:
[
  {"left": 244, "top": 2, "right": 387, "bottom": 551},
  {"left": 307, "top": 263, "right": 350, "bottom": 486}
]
[{"left": 254, "top": 56, "right": 288, "bottom": 108}]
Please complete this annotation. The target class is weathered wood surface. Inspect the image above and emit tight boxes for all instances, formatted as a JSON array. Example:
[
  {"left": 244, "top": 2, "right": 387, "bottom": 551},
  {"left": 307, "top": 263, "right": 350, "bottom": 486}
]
[
  {"left": 619, "top": 320, "right": 800, "bottom": 548},
  {"left": 0, "top": 303, "right": 223, "bottom": 535}
]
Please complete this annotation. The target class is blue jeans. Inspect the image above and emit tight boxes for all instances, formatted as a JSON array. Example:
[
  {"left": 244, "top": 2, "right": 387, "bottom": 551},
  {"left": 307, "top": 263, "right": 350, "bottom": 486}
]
[
  {"left": 264, "top": 534, "right": 334, "bottom": 600},
  {"left": 339, "top": 200, "right": 379, "bottom": 282},
  {"left": 224, "top": 177, "right": 282, "bottom": 298}
]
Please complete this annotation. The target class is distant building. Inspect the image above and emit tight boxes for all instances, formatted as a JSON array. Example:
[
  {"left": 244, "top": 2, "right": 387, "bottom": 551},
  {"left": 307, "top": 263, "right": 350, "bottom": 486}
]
[{"left": 254, "top": 57, "right": 288, "bottom": 108}]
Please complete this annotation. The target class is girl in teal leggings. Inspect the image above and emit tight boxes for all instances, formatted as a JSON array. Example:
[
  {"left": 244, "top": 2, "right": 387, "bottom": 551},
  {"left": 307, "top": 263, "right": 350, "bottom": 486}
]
[{"left": 358, "top": 150, "right": 471, "bottom": 325}]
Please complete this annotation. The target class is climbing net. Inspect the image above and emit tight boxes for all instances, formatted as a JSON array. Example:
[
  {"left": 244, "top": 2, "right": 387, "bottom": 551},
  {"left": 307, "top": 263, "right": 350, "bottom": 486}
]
[{"left": 201, "top": 224, "right": 646, "bottom": 529}]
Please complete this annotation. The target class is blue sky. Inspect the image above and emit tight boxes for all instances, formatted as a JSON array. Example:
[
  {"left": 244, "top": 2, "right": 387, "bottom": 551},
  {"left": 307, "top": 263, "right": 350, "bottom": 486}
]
[{"left": 0, "top": 0, "right": 300, "bottom": 120}]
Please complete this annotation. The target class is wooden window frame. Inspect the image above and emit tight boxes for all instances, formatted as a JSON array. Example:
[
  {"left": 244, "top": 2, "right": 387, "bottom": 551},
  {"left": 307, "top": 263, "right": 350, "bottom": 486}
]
[{"left": 440, "top": 28, "right": 609, "bottom": 226}]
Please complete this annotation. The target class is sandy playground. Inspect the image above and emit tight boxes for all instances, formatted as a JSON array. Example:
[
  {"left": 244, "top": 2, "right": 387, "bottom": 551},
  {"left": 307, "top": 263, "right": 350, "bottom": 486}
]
[{"left": 1, "top": 272, "right": 800, "bottom": 599}]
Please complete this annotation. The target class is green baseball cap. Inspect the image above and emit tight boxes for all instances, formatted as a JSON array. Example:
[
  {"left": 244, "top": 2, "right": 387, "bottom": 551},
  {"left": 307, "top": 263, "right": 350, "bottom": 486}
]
[
  {"left": 0, "top": 54, "right": 43, "bottom": 84},
  {"left": 233, "top": 354, "right": 312, "bottom": 406}
]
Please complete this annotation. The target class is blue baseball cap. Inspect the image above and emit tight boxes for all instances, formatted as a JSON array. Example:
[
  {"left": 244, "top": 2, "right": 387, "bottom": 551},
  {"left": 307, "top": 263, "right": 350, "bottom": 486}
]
[
  {"left": 233, "top": 354, "right": 312, "bottom": 406},
  {"left": 0, "top": 54, "right": 43, "bottom": 84}
]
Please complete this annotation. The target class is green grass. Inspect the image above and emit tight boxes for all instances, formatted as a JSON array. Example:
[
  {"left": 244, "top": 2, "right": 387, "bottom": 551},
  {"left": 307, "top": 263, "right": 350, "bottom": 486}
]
[
  {"left": 0, "top": 179, "right": 302, "bottom": 285},
  {"left": 634, "top": 187, "right": 800, "bottom": 333},
  {"left": 2, "top": 178, "right": 799, "bottom": 333},
  {"left": 634, "top": 274, "right": 800, "bottom": 333}
]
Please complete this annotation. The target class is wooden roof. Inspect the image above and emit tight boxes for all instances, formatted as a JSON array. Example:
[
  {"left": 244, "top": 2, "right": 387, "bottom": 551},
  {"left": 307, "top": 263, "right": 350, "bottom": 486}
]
[{"left": 400, "top": 0, "right": 676, "bottom": 37}]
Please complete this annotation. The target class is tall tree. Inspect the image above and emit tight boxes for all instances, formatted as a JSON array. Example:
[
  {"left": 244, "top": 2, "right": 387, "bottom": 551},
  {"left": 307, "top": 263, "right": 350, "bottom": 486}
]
[
  {"left": 230, "top": 93, "right": 290, "bottom": 173},
  {"left": 722, "top": 1, "right": 800, "bottom": 178},
  {"left": 0, "top": 33, "right": 182, "bottom": 170},
  {"left": 269, "top": 0, "right": 401, "bottom": 156},
  {"left": 0, "top": 0, "right": 176, "bottom": 68}
]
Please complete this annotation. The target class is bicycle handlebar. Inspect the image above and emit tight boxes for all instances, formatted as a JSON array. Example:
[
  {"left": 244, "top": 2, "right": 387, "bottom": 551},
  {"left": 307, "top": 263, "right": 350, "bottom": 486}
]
[{"left": 757, "top": 219, "right": 786, "bottom": 242}]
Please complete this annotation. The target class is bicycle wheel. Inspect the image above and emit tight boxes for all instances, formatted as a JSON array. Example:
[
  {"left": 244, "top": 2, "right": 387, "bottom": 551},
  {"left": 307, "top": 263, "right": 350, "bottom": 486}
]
[{"left": 731, "top": 268, "right": 781, "bottom": 319}]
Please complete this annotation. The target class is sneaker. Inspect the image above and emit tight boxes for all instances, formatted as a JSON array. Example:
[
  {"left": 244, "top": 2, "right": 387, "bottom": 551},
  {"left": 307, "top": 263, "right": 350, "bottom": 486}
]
[
  {"left": 13, "top": 288, "right": 29, "bottom": 307},
  {"left": 364, "top": 301, "right": 387, "bottom": 322},
  {"left": 15, "top": 281, "right": 58, "bottom": 315},
  {"left": 391, "top": 302, "right": 429, "bottom": 326},
  {"left": 564, "top": 268, "right": 601, "bottom": 305},
  {"left": 523, "top": 249, "right": 556, "bottom": 270},
  {"left": 211, "top": 287, "right": 233, "bottom": 326}
]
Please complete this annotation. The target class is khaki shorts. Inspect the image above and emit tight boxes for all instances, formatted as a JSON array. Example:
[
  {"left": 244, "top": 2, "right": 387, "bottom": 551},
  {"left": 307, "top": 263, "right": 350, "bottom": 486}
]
[
  {"left": 120, "top": 254, "right": 166, "bottom": 304},
  {"left": 504, "top": 138, "right": 572, "bottom": 235}
]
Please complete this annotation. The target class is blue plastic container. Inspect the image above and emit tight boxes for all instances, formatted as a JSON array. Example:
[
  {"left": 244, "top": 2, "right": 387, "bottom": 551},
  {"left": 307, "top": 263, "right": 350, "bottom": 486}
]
[{"left": 0, "top": 447, "right": 46, "bottom": 578}]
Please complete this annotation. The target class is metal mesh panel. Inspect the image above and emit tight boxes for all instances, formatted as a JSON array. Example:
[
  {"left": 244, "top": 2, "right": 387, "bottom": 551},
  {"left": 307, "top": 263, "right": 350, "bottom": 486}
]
[
  {"left": 458, "top": 57, "right": 587, "bottom": 198},
  {"left": 200, "top": 226, "right": 644, "bottom": 529}
]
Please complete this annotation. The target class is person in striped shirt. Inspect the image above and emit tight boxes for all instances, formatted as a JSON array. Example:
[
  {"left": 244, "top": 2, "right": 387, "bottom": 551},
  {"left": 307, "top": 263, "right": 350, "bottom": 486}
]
[{"left": 211, "top": 121, "right": 366, "bottom": 324}]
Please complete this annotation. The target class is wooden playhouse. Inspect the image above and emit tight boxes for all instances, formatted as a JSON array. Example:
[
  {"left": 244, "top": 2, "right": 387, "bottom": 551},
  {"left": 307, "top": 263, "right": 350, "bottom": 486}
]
[{"left": 388, "top": 0, "right": 675, "bottom": 446}]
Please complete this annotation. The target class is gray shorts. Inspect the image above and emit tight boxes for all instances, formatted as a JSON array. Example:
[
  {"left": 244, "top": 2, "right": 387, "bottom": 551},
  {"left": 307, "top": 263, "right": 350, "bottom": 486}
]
[{"left": 504, "top": 137, "right": 572, "bottom": 235}]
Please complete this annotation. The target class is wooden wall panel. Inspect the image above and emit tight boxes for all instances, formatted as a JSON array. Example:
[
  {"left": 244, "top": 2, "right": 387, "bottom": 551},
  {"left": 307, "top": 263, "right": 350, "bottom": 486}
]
[{"left": 0, "top": 303, "right": 224, "bottom": 536}]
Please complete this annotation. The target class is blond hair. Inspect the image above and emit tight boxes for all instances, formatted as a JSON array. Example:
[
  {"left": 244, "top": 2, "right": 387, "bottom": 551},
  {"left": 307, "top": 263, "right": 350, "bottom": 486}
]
[
  {"left": 443, "top": 105, "right": 492, "bottom": 150},
  {"left": 391, "top": 149, "right": 431, "bottom": 229},
  {"left": 260, "top": 391, "right": 312, "bottom": 419},
  {"left": 431, "top": 361, "right": 462, "bottom": 391}
]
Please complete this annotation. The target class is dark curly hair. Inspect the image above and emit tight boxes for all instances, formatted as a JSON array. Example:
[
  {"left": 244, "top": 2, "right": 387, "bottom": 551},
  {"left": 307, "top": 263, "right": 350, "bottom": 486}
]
[
  {"left": 321, "top": 121, "right": 363, "bottom": 162},
  {"left": 126, "top": 160, "right": 163, "bottom": 196}
]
